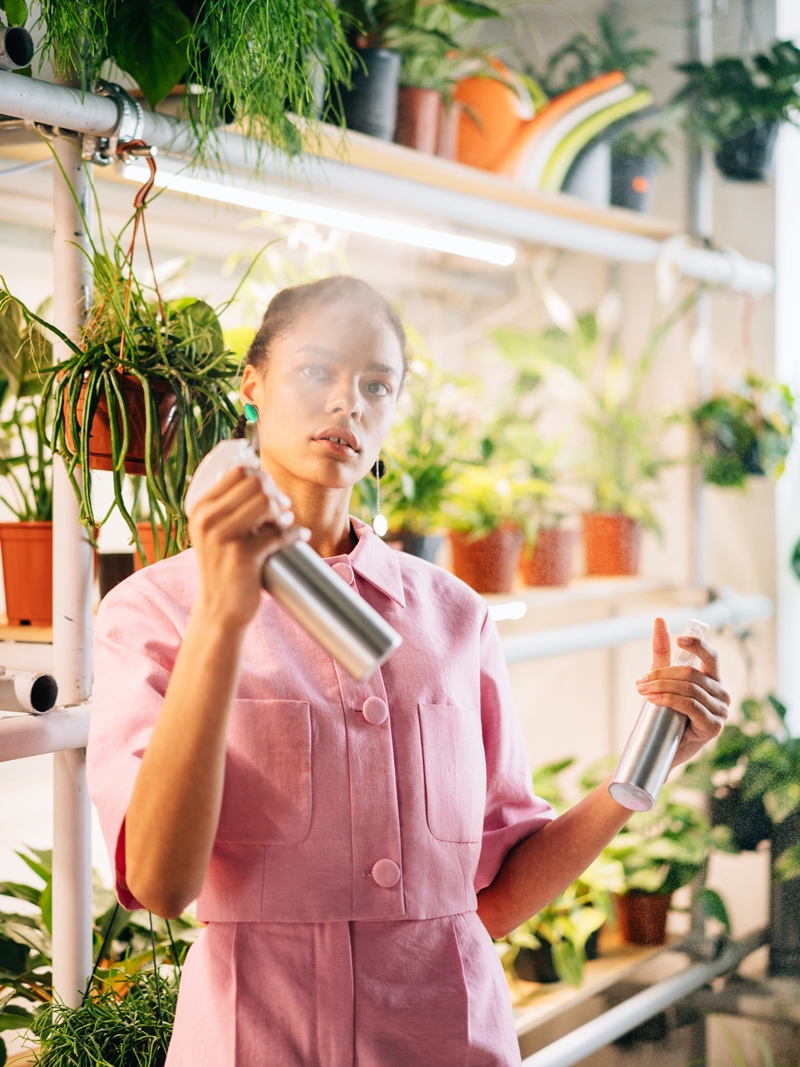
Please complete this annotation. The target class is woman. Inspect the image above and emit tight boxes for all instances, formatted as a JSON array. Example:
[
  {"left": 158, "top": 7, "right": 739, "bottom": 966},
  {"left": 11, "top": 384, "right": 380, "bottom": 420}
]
[{"left": 88, "top": 276, "right": 730, "bottom": 1067}]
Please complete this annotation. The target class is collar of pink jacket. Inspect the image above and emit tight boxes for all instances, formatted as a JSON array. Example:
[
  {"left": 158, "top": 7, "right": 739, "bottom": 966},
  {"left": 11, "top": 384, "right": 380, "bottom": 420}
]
[{"left": 340, "top": 517, "right": 406, "bottom": 608}]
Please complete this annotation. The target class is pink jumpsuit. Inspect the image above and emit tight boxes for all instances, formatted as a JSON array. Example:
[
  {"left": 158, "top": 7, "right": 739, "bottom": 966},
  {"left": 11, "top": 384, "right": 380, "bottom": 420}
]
[{"left": 88, "top": 519, "right": 554, "bottom": 1066}]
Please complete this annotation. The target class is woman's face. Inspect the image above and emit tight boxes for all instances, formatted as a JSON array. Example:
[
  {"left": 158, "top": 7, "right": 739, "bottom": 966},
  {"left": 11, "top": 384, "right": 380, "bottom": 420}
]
[{"left": 241, "top": 299, "right": 404, "bottom": 490}]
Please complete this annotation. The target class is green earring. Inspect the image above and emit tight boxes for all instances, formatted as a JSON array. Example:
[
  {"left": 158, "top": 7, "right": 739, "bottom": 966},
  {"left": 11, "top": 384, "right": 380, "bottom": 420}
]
[{"left": 244, "top": 402, "right": 258, "bottom": 424}]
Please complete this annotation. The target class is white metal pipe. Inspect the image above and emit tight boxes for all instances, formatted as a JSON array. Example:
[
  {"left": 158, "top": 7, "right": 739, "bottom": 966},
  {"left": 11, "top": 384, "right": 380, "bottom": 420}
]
[
  {"left": 501, "top": 592, "right": 772, "bottom": 664},
  {"left": 0, "top": 71, "right": 774, "bottom": 294},
  {"left": 0, "top": 706, "right": 90, "bottom": 761},
  {"left": 50, "top": 130, "right": 94, "bottom": 1008},
  {"left": 522, "top": 928, "right": 768, "bottom": 1067},
  {"left": 52, "top": 747, "right": 92, "bottom": 1008}
]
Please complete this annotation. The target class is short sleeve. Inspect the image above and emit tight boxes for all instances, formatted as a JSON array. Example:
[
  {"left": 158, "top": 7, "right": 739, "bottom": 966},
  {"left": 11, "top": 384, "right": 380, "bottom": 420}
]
[
  {"left": 475, "top": 610, "right": 555, "bottom": 892},
  {"left": 87, "top": 574, "right": 184, "bottom": 910}
]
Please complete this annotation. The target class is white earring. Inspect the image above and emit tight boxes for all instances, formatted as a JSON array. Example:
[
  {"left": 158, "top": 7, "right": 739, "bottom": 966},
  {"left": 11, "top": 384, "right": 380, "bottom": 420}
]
[{"left": 372, "top": 458, "right": 388, "bottom": 537}]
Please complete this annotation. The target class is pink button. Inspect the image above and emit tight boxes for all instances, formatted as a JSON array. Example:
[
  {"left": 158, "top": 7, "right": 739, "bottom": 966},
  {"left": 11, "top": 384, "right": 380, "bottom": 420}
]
[
  {"left": 371, "top": 858, "right": 401, "bottom": 888},
  {"left": 332, "top": 562, "right": 354, "bottom": 585},
  {"left": 362, "top": 696, "right": 388, "bottom": 725}
]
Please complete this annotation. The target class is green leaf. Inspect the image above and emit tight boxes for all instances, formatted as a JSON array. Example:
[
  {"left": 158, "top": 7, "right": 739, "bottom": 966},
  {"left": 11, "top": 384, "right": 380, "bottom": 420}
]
[
  {"left": 0, "top": 881, "right": 40, "bottom": 907},
  {"left": 0, "top": 1005, "right": 34, "bottom": 1032},
  {"left": 774, "top": 842, "right": 800, "bottom": 882},
  {"left": 446, "top": 0, "right": 500, "bottom": 18},
  {"left": 0, "top": 1035, "right": 5, "bottom": 1067},
  {"left": 699, "top": 887, "right": 731, "bottom": 932},
  {"left": 0, "top": 935, "right": 28, "bottom": 976},
  {"left": 4, "top": 0, "right": 27, "bottom": 26},
  {"left": 107, "top": 0, "right": 191, "bottom": 108},
  {"left": 39, "top": 877, "right": 52, "bottom": 935},
  {"left": 551, "top": 939, "right": 584, "bottom": 987}
]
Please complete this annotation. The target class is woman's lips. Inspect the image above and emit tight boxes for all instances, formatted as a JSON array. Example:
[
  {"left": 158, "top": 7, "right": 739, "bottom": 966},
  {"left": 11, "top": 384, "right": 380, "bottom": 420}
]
[{"left": 314, "top": 435, "right": 359, "bottom": 457}]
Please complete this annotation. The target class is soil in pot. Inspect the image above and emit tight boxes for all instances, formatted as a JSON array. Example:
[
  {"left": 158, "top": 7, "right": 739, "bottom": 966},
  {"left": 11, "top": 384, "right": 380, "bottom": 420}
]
[
  {"left": 710, "top": 788, "right": 772, "bottom": 852},
  {"left": 398, "top": 532, "right": 442, "bottom": 563},
  {"left": 519, "top": 528, "right": 575, "bottom": 587},
  {"left": 68, "top": 373, "right": 178, "bottom": 474},
  {"left": 582, "top": 512, "right": 641, "bottom": 576},
  {"left": 449, "top": 525, "right": 524, "bottom": 594},
  {"left": 715, "top": 121, "right": 779, "bottom": 181},
  {"left": 339, "top": 49, "right": 401, "bottom": 141},
  {"left": 98, "top": 553, "right": 135, "bottom": 599},
  {"left": 395, "top": 87, "right": 441, "bottom": 153},
  {"left": 615, "top": 891, "right": 671, "bottom": 946},
  {"left": 610, "top": 156, "right": 656, "bottom": 212},
  {"left": 0, "top": 521, "right": 52, "bottom": 626},
  {"left": 513, "top": 943, "right": 560, "bottom": 984}
]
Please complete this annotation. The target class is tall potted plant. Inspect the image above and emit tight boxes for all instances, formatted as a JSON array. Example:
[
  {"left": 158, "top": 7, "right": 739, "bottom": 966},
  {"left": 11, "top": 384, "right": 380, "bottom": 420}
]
[
  {"left": 0, "top": 296, "right": 53, "bottom": 627},
  {"left": 610, "top": 127, "right": 670, "bottom": 213},
  {"left": 672, "top": 40, "right": 800, "bottom": 181}
]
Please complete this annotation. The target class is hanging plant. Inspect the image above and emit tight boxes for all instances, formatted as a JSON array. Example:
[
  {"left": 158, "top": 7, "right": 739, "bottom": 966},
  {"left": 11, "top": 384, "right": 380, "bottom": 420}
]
[
  {"left": 0, "top": 156, "right": 249, "bottom": 562},
  {"left": 690, "top": 374, "right": 796, "bottom": 489},
  {"left": 35, "top": 0, "right": 352, "bottom": 157}
]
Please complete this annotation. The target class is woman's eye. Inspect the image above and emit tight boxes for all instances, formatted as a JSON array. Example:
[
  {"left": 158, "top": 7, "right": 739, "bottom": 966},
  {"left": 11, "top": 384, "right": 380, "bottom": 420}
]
[
  {"left": 365, "top": 381, "right": 391, "bottom": 397},
  {"left": 301, "top": 365, "right": 329, "bottom": 381}
]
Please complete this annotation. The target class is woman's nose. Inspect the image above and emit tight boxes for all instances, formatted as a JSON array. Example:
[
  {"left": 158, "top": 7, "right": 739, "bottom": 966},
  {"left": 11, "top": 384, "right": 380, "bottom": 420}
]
[{"left": 327, "top": 383, "right": 362, "bottom": 420}]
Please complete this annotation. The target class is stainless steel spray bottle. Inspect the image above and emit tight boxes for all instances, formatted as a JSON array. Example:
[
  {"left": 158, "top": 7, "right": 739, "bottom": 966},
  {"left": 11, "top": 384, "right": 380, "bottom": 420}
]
[
  {"left": 185, "top": 440, "right": 402, "bottom": 681},
  {"left": 609, "top": 619, "right": 710, "bottom": 811}
]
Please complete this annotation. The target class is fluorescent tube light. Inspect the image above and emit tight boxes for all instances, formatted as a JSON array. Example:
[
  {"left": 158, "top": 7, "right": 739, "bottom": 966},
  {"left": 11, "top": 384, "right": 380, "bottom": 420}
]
[
  {"left": 489, "top": 601, "right": 527, "bottom": 622},
  {"left": 122, "top": 166, "right": 516, "bottom": 267}
]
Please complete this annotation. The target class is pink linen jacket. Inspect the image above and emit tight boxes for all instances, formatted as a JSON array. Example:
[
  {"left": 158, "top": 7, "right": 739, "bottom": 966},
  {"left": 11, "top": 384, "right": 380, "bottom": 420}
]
[{"left": 88, "top": 519, "right": 554, "bottom": 924}]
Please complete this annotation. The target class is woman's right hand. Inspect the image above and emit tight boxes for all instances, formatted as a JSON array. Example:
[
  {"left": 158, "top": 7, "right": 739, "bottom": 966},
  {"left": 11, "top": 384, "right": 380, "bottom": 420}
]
[{"left": 188, "top": 467, "right": 309, "bottom": 631}]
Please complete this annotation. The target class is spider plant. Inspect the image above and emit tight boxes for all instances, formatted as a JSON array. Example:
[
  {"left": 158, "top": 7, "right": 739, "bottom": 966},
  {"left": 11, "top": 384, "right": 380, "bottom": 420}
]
[
  {"left": 35, "top": 0, "right": 352, "bottom": 159},
  {"left": 1, "top": 162, "right": 250, "bottom": 561}
]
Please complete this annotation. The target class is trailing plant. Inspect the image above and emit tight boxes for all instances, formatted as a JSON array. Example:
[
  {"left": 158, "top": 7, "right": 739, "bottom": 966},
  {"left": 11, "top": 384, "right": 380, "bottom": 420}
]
[
  {"left": 672, "top": 40, "right": 800, "bottom": 149},
  {"left": 339, "top": 0, "right": 499, "bottom": 53},
  {"left": 1, "top": 161, "right": 249, "bottom": 561},
  {"left": 534, "top": 10, "right": 656, "bottom": 98},
  {"left": 35, "top": 0, "right": 352, "bottom": 158},
  {"left": 680, "top": 694, "right": 800, "bottom": 883},
  {"left": 0, "top": 297, "right": 53, "bottom": 521},
  {"left": 691, "top": 374, "right": 796, "bottom": 489},
  {"left": 0, "top": 846, "right": 198, "bottom": 1064}
]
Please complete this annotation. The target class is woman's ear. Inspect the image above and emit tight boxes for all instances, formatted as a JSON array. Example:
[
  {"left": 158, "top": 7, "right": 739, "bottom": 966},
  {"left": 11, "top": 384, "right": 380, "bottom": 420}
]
[{"left": 240, "top": 363, "right": 262, "bottom": 409}]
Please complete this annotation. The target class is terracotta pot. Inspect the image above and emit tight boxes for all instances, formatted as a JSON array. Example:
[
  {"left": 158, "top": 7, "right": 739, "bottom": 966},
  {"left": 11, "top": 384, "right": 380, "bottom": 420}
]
[
  {"left": 0, "top": 521, "right": 53, "bottom": 626},
  {"left": 449, "top": 525, "right": 524, "bottom": 594},
  {"left": 395, "top": 87, "right": 441, "bottom": 154},
  {"left": 520, "top": 528, "right": 575, "bottom": 587},
  {"left": 615, "top": 891, "right": 671, "bottom": 946},
  {"left": 582, "top": 512, "right": 641, "bottom": 576},
  {"left": 134, "top": 522, "right": 166, "bottom": 570},
  {"left": 67, "top": 373, "right": 178, "bottom": 474},
  {"left": 436, "top": 100, "right": 462, "bottom": 159}
]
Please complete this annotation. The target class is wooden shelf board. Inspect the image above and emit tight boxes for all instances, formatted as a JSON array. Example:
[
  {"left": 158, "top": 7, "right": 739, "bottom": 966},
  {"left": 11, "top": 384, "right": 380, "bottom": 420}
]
[
  {"left": 0, "top": 618, "right": 52, "bottom": 644},
  {"left": 511, "top": 940, "right": 678, "bottom": 1038}
]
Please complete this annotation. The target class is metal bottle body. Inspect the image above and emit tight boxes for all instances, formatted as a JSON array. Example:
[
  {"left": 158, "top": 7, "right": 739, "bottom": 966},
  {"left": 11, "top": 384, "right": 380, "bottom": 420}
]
[
  {"left": 609, "top": 619, "right": 710, "bottom": 811},
  {"left": 185, "top": 440, "right": 402, "bottom": 681}
]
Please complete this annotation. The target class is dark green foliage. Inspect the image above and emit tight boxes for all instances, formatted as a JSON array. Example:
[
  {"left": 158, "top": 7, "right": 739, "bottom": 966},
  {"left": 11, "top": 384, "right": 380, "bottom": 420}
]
[
  {"left": 2, "top": 0, "right": 28, "bottom": 27},
  {"left": 107, "top": 0, "right": 191, "bottom": 110},
  {"left": 611, "top": 127, "right": 670, "bottom": 165},
  {"left": 0, "top": 295, "right": 53, "bottom": 521},
  {"left": 536, "top": 11, "right": 656, "bottom": 98},
  {"left": 35, "top": 0, "right": 351, "bottom": 158},
  {"left": 673, "top": 40, "right": 800, "bottom": 148},
  {"left": 691, "top": 375, "right": 796, "bottom": 489}
]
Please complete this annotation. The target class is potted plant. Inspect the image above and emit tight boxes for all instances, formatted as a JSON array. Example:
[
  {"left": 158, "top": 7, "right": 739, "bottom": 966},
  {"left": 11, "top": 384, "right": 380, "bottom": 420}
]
[
  {"left": 353, "top": 356, "right": 475, "bottom": 561},
  {"left": 443, "top": 462, "right": 535, "bottom": 594},
  {"left": 38, "top": 0, "right": 351, "bottom": 160},
  {"left": 0, "top": 845, "right": 198, "bottom": 1064},
  {"left": 3, "top": 188, "right": 243, "bottom": 566},
  {"left": 0, "top": 295, "right": 53, "bottom": 627},
  {"left": 679, "top": 694, "right": 800, "bottom": 977},
  {"left": 672, "top": 40, "right": 800, "bottom": 181},
  {"left": 690, "top": 374, "right": 796, "bottom": 490},
  {"left": 610, "top": 126, "right": 670, "bottom": 212},
  {"left": 383, "top": 0, "right": 502, "bottom": 154}
]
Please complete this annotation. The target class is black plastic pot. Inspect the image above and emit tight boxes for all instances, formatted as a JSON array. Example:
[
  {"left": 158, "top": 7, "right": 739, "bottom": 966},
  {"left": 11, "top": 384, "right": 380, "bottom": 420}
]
[
  {"left": 398, "top": 533, "right": 442, "bottom": 563},
  {"left": 715, "top": 122, "right": 779, "bottom": 181},
  {"left": 513, "top": 943, "right": 560, "bottom": 984},
  {"left": 98, "top": 552, "right": 135, "bottom": 600},
  {"left": 339, "top": 49, "right": 400, "bottom": 141},
  {"left": 610, "top": 156, "right": 657, "bottom": 212},
  {"left": 769, "top": 812, "right": 800, "bottom": 977},
  {"left": 710, "top": 788, "right": 772, "bottom": 852}
]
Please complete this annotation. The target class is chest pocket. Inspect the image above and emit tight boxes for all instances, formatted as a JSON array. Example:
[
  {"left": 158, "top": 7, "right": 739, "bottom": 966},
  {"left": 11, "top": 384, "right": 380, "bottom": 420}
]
[
  {"left": 418, "top": 703, "right": 486, "bottom": 843},
  {"left": 216, "top": 699, "right": 312, "bottom": 845}
]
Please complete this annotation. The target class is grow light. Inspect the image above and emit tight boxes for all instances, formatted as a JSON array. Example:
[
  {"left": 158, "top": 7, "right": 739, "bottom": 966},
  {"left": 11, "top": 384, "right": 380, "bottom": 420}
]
[
  {"left": 122, "top": 165, "right": 516, "bottom": 267},
  {"left": 489, "top": 601, "right": 527, "bottom": 622}
]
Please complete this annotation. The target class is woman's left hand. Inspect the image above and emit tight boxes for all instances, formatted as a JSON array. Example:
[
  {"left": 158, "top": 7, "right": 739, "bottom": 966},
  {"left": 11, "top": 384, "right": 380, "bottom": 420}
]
[{"left": 635, "top": 617, "right": 731, "bottom": 767}]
